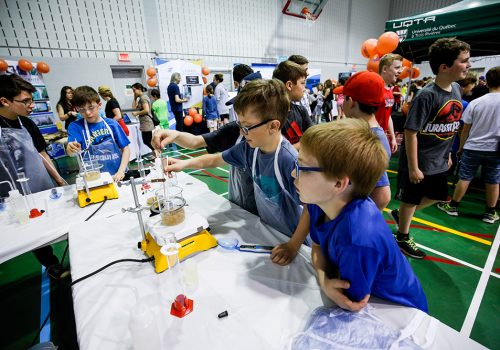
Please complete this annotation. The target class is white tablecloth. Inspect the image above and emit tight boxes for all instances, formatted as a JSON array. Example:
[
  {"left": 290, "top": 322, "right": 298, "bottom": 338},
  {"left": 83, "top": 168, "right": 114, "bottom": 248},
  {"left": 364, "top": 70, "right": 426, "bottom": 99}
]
[
  {"left": 0, "top": 172, "right": 209, "bottom": 264},
  {"left": 127, "top": 122, "right": 152, "bottom": 161},
  {"left": 69, "top": 183, "right": 486, "bottom": 350}
]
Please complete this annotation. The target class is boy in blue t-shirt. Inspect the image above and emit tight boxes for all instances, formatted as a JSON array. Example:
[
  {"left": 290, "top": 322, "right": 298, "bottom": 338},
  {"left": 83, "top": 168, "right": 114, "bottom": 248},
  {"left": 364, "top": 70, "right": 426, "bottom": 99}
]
[
  {"left": 295, "top": 119, "right": 428, "bottom": 312},
  {"left": 342, "top": 71, "right": 391, "bottom": 211},
  {"left": 165, "top": 79, "right": 310, "bottom": 264},
  {"left": 66, "top": 86, "right": 130, "bottom": 182}
]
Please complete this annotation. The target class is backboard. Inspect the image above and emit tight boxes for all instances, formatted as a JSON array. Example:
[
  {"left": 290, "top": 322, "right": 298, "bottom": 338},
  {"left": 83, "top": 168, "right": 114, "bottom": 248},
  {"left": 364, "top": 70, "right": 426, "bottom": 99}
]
[{"left": 282, "top": 0, "right": 329, "bottom": 21}]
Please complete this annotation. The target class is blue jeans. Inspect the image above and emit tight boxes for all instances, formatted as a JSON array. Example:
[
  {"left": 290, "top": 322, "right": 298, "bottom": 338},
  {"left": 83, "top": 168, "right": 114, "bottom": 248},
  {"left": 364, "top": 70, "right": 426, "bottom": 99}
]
[{"left": 459, "top": 149, "right": 500, "bottom": 184}]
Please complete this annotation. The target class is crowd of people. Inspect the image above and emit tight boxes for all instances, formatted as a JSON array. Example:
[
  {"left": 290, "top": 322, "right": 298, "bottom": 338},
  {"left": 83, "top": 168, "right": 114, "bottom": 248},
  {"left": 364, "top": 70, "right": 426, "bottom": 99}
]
[{"left": 1, "top": 37, "right": 498, "bottom": 315}]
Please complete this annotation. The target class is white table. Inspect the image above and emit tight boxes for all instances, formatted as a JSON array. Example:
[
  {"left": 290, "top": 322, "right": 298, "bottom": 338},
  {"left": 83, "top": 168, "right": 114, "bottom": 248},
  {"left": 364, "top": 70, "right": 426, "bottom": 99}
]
[
  {"left": 0, "top": 172, "right": 209, "bottom": 264},
  {"left": 68, "top": 181, "right": 487, "bottom": 350}
]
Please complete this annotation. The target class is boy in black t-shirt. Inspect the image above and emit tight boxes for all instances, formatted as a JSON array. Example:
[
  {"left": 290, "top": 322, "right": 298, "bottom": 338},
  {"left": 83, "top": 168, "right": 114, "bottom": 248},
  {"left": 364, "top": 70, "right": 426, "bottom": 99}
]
[
  {"left": 0, "top": 74, "right": 69, "bottom": 280},
  {"left": 391, "top": 38, "right": 471, "bottom": 259},
  {"left": 273, "top": 61, "right": 313, "bottom": 149}
]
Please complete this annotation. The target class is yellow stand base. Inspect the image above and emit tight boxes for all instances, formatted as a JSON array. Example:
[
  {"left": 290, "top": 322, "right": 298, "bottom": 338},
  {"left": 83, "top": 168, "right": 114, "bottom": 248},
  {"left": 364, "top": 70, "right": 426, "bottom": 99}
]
[
  {"left": 139, "top": 230, "right": 217, "bottom": 273},
  {"left": 77, "top": 183, "right": 119, "bottom": 208}
]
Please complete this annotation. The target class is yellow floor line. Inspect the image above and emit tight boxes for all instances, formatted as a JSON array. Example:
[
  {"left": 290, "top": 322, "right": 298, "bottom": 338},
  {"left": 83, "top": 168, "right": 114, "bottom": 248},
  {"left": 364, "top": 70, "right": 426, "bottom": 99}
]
[{"left": 383, "top": 208, "right": 492, "bottom": 246}]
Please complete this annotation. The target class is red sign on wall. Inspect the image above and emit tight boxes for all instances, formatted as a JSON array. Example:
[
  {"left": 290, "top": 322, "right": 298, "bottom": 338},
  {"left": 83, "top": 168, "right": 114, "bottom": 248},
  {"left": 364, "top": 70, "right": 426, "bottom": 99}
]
[{"left": 118, "top": 53, "right": 130, "bottom": 62}]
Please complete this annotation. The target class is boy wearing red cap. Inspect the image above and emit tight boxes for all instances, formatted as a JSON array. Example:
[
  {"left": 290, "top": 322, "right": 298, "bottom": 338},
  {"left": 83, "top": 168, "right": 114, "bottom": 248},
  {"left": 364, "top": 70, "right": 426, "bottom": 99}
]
[
  {"left": 294, "top": 119, "right": 427, "bottom": 312},
  {"left": 342, "top": 71, "right": 392, "bottom": 210},
  {"left": 391, "top": 38, "right": 471, "bottom": 259}
]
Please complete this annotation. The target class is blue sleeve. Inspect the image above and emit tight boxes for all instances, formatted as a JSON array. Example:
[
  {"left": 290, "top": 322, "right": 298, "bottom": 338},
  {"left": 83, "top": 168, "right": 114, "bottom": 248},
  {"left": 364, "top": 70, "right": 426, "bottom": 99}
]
[
  {"left": 202, "top": 97, "right": 207, "bottom": 117},
  {"left": 67, "top": 121, "right": 84, "bottom": 145},
  {"left": 174, "top": 84, "right": 181, "bottom": 96},
  {"left": 335, "top": 245, "right": 381, "bottom": 302},
  {"left": 107, "top": 119, "right": 130, "bottom": 149},
  {"left": 221, "top": 142, "right": 248, "bottom": 169}
]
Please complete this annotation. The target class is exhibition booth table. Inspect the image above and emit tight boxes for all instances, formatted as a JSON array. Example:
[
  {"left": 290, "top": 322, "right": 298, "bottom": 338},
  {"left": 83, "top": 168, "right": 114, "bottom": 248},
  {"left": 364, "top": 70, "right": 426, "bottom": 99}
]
[
  {"left": 68, "top": 178, "right": 486, "bottom": 350},
  {"left": 0, "top": 172, "right": 209, "bottom": 264}
]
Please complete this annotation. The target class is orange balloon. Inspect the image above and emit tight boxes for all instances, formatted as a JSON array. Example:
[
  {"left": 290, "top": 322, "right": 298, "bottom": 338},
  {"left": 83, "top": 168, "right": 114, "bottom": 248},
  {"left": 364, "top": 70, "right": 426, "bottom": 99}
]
[
  {"left": 193, "top": 114, "right": 203, "bottom": 123},
  {"left": 188, "top": 108, "right": 197, "bottom": 117},
  {"left": 402, "top": 58, "right": 412, "bottom": 69},
  {"left": 147, "top": 77, "right": 157, "bottom": 87},
  {"left": 202, "top": 76, "right": 207, "bottom": 84},
  {"left": 36, "top": 62, "right": 50, "bottom": 74},
  {"left": 146, "top": 67, "right": 156, "bottom": 77},
  {"left": 366, "top": 54, "right": 381, "bottom": 73},
  {"left": 201, "top": 66, "right": 210, "bottom": 76},
  {"left": 0, "top": 59, "right": 8, "bottom": 72},
  {"left": 376, "top": 31, "right": 400, "bottom": 55},
  {"left": 333, "top": 86, "right": 343, "bottom": 94},
  {"left": 399, "top": 66, "right": 410, "bottom": 80},
  {"left": 411, "top": 67, "right": 421, "bottom": 79},
  {"left": 18, "top": 58, "right": 33, "bottom": 72},
  {"left": 361, "top": 39, "right": 378, "bottom": 59},
  {"left": 184, "top": 115, "right": 194, "bottom": 126}
]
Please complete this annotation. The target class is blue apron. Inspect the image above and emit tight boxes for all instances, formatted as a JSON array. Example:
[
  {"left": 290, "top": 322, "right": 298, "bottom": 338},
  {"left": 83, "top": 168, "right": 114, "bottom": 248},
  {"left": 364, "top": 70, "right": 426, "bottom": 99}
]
[
  {"left": 83, "top": 118, "right": 122, "bottom": 175},
  {"left": 0, "top": 119, "right": 54, "bottom": 194},
  {"left": 251, "top": 136, "right": 302, "bottom": 236}
]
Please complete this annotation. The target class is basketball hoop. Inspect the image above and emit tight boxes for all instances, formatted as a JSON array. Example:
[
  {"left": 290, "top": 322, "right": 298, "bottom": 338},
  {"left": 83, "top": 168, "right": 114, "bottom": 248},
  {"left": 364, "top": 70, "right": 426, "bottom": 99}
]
[
  {"left": 301, "top": 7, "right": 315, "bottom": 26},
  {"left": 282, "top": 0, "right": 328, "bottom": 25}
]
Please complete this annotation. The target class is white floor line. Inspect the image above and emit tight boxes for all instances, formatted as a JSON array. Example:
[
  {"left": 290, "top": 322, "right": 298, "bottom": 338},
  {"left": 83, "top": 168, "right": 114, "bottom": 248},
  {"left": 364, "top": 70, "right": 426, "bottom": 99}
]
[
  {"left": 460, "top": 223, "right": 500, "bottom": 337},
  {"left": 186, "top": 169, "right": 202, "bottom": 175},
  {"left": 219, "top": 192, "right": 228, "bottom": 197},
  {"left": 416, "top": 243, "right": 500, "bottom": 279},
  {"left": 170, "top": 148, "right": 208, "bottom": 156}
]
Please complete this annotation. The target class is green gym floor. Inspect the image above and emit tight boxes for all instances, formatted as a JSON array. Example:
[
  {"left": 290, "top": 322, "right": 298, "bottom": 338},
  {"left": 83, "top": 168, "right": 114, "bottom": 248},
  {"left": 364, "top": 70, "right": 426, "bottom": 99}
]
[{"left": 0, "top": 147, "right": 498, "bottom": 350}]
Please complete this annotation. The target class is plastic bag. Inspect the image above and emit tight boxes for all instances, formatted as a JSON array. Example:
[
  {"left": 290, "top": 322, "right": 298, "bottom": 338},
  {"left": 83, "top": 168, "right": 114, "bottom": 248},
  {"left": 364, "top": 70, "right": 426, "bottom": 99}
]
[{"left": 288, "top": 306, "right": 422, "bottom": 350}]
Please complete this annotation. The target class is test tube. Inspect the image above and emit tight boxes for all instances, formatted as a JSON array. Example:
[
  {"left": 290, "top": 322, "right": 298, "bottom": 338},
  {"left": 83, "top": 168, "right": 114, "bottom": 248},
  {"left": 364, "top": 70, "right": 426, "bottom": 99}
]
[{"left": 160, "top": 153, "right": 169, "bottom": 201}]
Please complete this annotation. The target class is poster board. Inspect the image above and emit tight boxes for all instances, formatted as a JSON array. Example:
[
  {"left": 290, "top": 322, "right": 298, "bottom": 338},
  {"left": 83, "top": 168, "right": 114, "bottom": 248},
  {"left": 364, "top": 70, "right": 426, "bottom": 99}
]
[{"left": 4, "top": 60, "right": 57, "bottom": 135}]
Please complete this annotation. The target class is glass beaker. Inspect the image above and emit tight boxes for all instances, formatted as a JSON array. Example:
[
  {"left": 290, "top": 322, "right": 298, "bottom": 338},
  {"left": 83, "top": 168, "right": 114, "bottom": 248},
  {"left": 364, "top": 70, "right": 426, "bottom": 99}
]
[
  {"left": 156, "top": 186, "right": 186, "bottom": 226},
  {"left": 79, "top": 158, "right": 102, "bottom": 182}
]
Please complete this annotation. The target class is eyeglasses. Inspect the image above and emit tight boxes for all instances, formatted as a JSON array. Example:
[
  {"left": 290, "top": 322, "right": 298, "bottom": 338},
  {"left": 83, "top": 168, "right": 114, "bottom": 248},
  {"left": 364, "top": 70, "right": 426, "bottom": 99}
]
[
  {"left": 294, "top": 160, "right": 322, "bottom": 177},
  {"left": 13, "top": 98, "right": 34, "bottom": 106},
  {"left": 76, "top": 104, "right": 99, "bottom": 114},
  {"left": 237, "top": 120, "right": 273, "bottom": 135}
]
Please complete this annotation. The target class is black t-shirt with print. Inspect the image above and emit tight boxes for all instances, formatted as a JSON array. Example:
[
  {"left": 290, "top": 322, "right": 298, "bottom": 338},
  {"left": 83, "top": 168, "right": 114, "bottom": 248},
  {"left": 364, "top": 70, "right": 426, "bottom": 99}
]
[
  {"left": 399, "top": 82, "right": 462, "bottom": 175},
  {"left": 282, "top": 104, "right": 313, "bottom": 145}
]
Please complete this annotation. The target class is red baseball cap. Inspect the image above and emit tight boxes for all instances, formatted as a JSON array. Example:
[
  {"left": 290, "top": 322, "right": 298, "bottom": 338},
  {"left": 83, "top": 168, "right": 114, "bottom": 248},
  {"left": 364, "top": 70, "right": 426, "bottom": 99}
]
[{"left": 342, "top": 71, "right": 385, "bottom": 107}]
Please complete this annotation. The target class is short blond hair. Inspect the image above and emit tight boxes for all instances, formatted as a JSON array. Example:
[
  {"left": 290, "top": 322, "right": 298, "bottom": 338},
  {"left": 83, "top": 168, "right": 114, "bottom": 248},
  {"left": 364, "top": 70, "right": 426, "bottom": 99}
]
[
  {"left": 379, "top": 53, "right": 403, "bottom": 74},
  {"left": 98, "top": 85, "right": 113, "bottom": 99},
  {"left": 301, "top": 119, "right": 388, "bottom": 198},
  {"left": 233, "top": 79, "right": 290, "bottom": 129}
]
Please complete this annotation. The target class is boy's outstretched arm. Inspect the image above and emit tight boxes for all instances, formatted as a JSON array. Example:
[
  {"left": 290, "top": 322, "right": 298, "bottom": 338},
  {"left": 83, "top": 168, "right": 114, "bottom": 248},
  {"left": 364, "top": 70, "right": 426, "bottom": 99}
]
[
  {"left": 152, "top": 129, "right": 207, "bottom": 151},
  {"left": 163, "top": 153, "right": 227, "bottom": 174},
  {"left": 271, "top": 206, "right": 309, "bottom": 265},
  {"left": 311, "top": 243, "right": 369, "bottom": 312}
]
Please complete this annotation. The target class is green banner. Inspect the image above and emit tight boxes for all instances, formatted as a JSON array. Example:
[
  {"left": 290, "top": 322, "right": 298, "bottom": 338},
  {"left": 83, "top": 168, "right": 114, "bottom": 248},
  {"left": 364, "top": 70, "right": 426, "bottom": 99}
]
[{"left": 385, "top": 0, "right": 500, "bottom": 43}]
